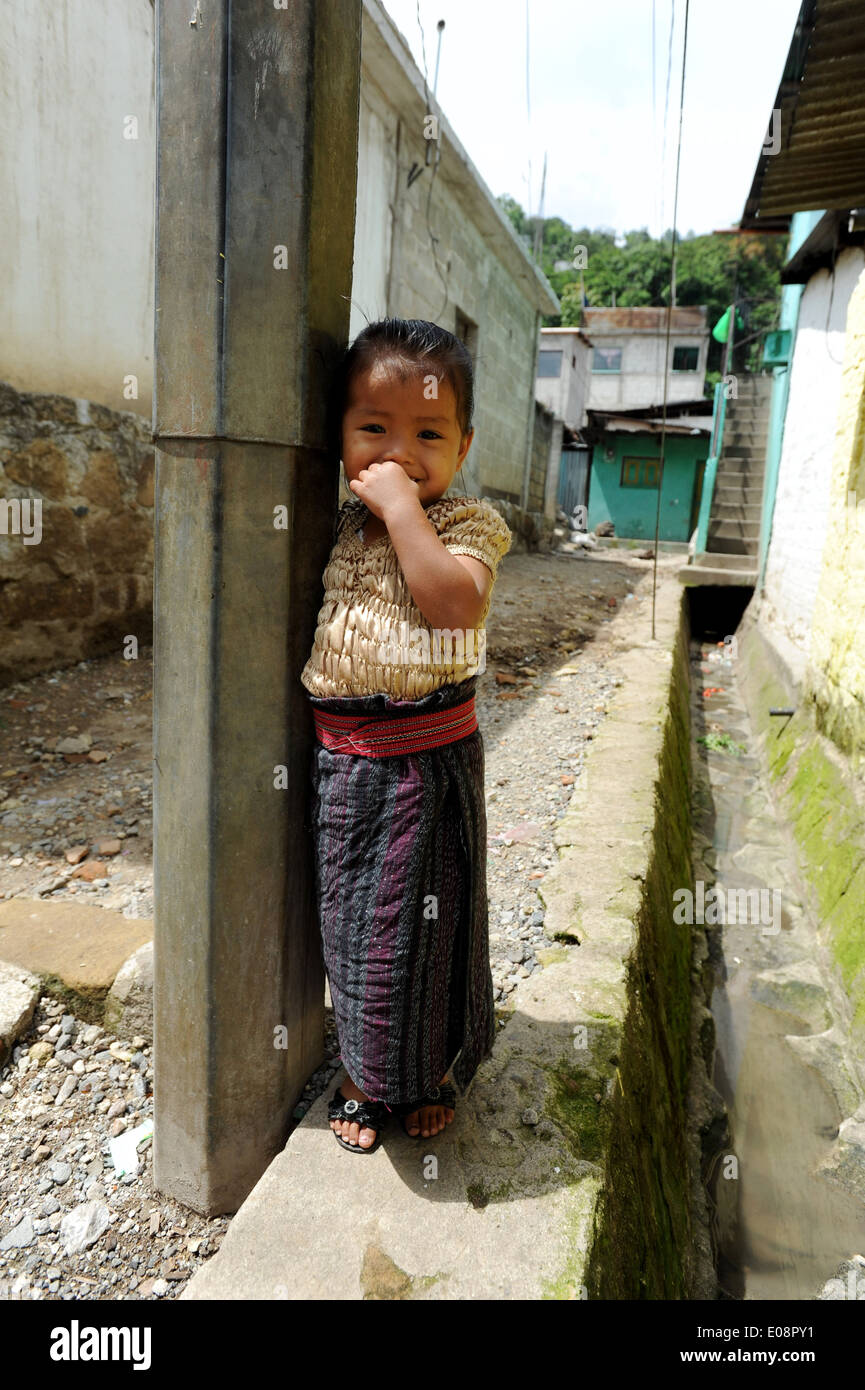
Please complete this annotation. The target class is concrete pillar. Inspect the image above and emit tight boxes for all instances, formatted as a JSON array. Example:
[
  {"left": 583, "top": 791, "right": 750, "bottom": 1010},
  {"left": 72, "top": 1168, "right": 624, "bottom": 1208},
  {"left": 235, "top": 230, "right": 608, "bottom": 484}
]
[
  {"left": 544, "top": 416, "right": 565, "bottom": 521},
  {"left": 151, "top": 0, "right": 361, "bottom": 1215}
]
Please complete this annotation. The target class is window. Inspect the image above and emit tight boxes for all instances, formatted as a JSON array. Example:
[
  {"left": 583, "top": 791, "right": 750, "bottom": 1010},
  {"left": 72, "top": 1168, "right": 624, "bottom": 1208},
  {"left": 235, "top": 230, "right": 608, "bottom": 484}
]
[
  {"left": 538, "top": 350, "right": 563, "bottom": 378},
  {"left": 455, "top": 309, "right": 478, "bottom": 363},
  {"left": 593, "top": 347, "right": 622, "bottom": 372},
  {"left": 672, "top": 345, "right": 699, "bottom": 372},
  {"left": 621, "top": 457, "right": 659, "bottom": 488}
]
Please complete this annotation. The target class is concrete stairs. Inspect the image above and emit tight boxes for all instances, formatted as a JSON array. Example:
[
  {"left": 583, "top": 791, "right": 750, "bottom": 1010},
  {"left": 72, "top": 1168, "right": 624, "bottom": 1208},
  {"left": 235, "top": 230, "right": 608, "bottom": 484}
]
[{"left": 682, "top": 375, "right": 772, "bottom": 587}]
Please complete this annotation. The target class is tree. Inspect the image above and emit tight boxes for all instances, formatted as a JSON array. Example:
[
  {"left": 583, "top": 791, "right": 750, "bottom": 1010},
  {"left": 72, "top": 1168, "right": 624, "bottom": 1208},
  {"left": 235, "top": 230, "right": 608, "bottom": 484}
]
[{"left": 497, "top": 196, "right": 787, "bottom": 390}]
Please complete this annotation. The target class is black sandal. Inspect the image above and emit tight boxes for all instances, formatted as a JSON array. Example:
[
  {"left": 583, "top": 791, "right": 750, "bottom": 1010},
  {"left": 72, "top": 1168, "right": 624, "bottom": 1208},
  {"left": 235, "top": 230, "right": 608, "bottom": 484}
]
[
  {"left": 393, "top": 1082, "right": 457, "bottom": 1138},
  {"left": 327, "top": 1088, "right": 389, "bottom": 1154}
]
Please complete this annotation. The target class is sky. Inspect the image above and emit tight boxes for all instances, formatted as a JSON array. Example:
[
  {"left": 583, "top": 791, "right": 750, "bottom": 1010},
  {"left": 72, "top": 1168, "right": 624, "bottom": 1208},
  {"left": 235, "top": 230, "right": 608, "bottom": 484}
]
[{"left": 381, "top": 0, "right": 804, "bottom": 240}]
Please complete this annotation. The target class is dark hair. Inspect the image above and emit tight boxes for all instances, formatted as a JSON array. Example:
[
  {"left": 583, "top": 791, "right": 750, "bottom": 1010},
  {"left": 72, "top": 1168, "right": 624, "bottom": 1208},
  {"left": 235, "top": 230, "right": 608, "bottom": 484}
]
[{"left": 331, "top": 318, "right": 474, "bottom": 453}]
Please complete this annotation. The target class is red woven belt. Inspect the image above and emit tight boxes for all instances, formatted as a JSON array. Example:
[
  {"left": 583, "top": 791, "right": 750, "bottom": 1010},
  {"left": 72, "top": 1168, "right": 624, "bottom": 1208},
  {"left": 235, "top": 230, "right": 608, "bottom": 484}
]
[{"left": 312, "top": 694, "right": 477, "bottom": 758}]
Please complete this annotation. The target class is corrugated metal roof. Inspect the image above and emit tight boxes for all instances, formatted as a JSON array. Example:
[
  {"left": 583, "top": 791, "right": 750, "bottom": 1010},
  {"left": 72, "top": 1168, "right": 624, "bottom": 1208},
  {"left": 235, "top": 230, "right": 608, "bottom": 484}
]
[
  {"left": 580, "top": 306, "right": 708, "bottom": 333},
  {"left": 740, "top": 0, "right": 865, "bottom": 228}
]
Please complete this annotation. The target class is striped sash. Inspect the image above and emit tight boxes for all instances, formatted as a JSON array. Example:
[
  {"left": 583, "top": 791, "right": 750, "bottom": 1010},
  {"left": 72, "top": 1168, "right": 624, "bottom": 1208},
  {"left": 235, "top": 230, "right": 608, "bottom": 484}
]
[{"left": 311, "top": 694, "right": 477, "bottom": 758}]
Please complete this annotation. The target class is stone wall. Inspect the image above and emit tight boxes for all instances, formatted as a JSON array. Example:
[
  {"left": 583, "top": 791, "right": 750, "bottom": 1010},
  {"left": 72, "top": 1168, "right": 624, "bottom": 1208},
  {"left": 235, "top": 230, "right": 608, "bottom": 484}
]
[{"left": 0, "top": 382, "right": 154, "bottom": 685}]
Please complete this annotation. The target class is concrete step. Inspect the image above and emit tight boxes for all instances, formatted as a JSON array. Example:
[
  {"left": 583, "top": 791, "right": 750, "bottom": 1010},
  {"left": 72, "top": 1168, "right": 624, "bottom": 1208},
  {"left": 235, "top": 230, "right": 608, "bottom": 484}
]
[
  {"left": 716, "top": 471, "right": 764, "bottom": 489},
  {"left": 712, "top": 503, "right": 762, "bottom": 521},
  {"left": 724, "top": 434, "right": 768, "bottom": 452},
  {"left": 695, "top": 549, "right": 758, "bottom": 566},
  {"left": 707, "top": 520, "right": 761, "bottom": 541},
  {"left": 719, "top": 462, "right": 766, "bottom": 476},
  {"left": 717, "top": 483, "right": 767, "bottom": 500},
  {"left": 680, "top": 564, "right": 757, "bottom": 587}
]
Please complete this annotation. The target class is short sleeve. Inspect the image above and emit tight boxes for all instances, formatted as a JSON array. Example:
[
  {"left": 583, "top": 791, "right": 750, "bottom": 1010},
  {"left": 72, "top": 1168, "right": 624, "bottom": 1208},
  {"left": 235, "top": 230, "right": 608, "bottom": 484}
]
[{"left": 438, "top": 499, "right": 512, "bottom": 581}]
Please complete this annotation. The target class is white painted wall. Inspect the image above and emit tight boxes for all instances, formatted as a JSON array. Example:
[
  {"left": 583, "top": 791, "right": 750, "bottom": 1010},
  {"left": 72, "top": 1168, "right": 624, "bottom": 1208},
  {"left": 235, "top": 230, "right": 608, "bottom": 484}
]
[
  {"left": 761, "top": 247, "right": 865, "bottom": 658},
  {"left": 0, "top": 0, "right": 156, "bottom": 415},
  {"left": 586, "top": 331, "right": 706, "bottom": 410},
  {"left": 535, "top": 330, "right": 591, "bottom": 429}
]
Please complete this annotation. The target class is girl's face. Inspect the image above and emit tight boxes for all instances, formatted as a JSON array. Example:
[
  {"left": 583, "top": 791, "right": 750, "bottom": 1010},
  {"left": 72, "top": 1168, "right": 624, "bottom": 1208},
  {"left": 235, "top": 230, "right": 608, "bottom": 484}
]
[{"left": 341, "top": 362, "right": 474, "bottom": 508}]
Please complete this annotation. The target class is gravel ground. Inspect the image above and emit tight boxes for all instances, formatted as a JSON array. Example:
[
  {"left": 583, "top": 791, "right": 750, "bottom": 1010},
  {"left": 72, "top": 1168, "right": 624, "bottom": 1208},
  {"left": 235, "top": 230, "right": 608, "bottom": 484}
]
[{"left": 0, "top": 540, "right": 667, "bottom": 1300}]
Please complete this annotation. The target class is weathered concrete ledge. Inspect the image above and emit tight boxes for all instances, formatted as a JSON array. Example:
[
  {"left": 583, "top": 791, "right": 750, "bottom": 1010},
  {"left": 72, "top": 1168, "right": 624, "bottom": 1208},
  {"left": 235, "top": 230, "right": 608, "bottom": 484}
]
[{"left": 181, "top": 575, "right": 708, "bottom": 1300}]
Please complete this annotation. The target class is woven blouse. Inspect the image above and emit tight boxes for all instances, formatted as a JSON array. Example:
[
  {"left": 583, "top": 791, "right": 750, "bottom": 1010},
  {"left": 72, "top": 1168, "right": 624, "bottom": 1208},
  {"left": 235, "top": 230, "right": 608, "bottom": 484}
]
[{"left": 300, "top": 495, "right": 512, "bottom": 699}]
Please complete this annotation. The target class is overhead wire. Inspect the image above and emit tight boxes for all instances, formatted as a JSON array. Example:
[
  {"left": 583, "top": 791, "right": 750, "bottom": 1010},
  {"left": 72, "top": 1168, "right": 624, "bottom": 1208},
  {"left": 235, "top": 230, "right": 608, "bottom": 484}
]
[
  {"left": 414, "top": 1, "right": 450, "bottom": 321},
  {"left": 658, "top": 0, "right": 676, "bottom": 242},
  {"left": 651, "top": 0, "right": 690, "bottom": 641}
]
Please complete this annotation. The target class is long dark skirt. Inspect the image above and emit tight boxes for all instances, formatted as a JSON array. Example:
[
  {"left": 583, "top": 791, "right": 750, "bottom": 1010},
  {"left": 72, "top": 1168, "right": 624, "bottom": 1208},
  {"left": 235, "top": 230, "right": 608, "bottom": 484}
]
[{"left": 305, "top": 675, "right": 495, "bottom": 1107}]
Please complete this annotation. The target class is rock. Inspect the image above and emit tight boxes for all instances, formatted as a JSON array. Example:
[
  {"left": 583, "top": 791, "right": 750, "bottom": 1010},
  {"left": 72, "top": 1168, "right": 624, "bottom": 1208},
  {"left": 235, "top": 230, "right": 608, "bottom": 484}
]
[
  {"left": 51, "top": 1161, "right": 72, "bottom": 1184},
  {"left": 54, "top": 1075, "right": 77, "bottom": 1106},
  {"left": 87, "top": 751, "right": 110, "bottom": 763},
  {"left": 521, "top": 1109, "right": 540, "bottom": 1126},
  {"left": 59, "top": 1200, "right": 111, "bottom": 1255},
  {"left": 818, "top": 1103, "right": 865, "bottom": 1203},
  {"left": 28, "top": 1040, "right": 54, "bottom": 1065},
  {"left": 785, "top": 1028, "right": 862, "bottom": 1117},
  {"left": 65, "top": 846, "right": 89, "bottom": 865},
  {"left": 70, "top": 859, "right": 107, "bottom": 881},
  {"left": 751, "top": 959, "right": 833, "bottom": 1032},
  {"left": 55, "top": 735, "right": 93, "bottom": 754},
  {"left": 0, "top": 961, "right": 42, "bottom": 1067},
  {"left": 0, "top": 1213, "right": 35, "bottom": 1250},
  {"left": 97, "top": 839, "right": 122, "bottom": 857},
  {"left": 103, "top": 941, "right": 153, "bottom": 1043}
]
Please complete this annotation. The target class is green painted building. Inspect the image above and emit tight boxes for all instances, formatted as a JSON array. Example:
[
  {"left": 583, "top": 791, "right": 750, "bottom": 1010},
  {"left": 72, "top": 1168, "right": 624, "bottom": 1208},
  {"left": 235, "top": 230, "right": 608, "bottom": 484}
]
[{"left": 584, "top": 405, "right": 712, "bottom": 543}]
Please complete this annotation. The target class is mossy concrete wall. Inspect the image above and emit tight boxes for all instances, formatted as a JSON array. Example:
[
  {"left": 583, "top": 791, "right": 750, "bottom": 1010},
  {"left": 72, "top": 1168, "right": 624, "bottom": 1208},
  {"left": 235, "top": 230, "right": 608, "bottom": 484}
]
[
  {"left": 738, "top": 607, "right": 865, "bottom": 1044},
  {"left": 537, "top": 579, "right": 715, "bottom": 1299},
  {"left": 799, "top": 260, "right": 865, "bottom": 766}
]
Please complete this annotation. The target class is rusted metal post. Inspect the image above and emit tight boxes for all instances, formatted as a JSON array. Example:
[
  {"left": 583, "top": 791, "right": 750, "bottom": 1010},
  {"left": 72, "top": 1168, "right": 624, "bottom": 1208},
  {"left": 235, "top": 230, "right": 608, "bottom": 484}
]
[{"left": 151, "top": 0, "right": 361, "bottom": 1214}]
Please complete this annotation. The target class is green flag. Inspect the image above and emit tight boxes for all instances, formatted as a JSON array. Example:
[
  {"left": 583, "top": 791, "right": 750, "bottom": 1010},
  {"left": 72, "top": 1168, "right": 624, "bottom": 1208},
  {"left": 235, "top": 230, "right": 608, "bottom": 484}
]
[{"left": 712, "top": 306, "right": 745, "bottom": 343}]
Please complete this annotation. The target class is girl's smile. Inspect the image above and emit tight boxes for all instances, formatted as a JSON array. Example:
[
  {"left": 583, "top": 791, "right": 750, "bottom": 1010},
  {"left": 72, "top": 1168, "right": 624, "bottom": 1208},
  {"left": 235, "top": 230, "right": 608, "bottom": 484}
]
[{"left": 341, "top": 363, "right": 474, "bottom": 508}]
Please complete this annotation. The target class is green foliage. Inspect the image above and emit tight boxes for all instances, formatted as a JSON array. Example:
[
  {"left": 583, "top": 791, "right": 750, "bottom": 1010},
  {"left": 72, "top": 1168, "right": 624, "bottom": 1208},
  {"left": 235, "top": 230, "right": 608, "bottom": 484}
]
[
  {"left": 497, "top": 196, "right": 787, "bottom": 390},
  {"left": 697, "top": 732, "right": 746, "bottom": 754}
]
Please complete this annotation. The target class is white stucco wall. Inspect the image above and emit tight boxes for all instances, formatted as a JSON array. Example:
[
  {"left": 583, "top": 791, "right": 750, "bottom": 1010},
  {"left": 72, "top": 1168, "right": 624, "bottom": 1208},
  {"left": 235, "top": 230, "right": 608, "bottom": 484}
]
[
  {"left": 585, "top": 331, "right": 706, "bottom": 410},
  {"left": 761, "top": 247, "right": 865, "bottom": 658},
  {"left": 535, "top": 331, "right": 591, "bottom": 429},
  {"left": 0, "top": 0, "right": 156, "bottom": 415}
]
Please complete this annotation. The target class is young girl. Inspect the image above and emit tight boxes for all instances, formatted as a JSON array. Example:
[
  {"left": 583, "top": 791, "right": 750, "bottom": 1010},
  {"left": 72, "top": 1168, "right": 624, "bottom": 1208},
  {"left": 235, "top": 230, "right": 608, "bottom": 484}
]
[{"left": 300, "top": 318, "right": 512, "bottom": 1153}]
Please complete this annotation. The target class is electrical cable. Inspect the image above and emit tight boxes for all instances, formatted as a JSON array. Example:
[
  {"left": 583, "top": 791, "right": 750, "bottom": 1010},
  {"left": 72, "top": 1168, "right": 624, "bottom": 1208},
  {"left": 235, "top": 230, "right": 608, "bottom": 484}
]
[
  {"left": 414, "top": 1, "right": 450, "bottom": 321},
  {"left": 659, "top": 0, "right": 676, "bottom": 240},
  {"left": 651, "top": 0, "right": 690, "bottom": 642}
]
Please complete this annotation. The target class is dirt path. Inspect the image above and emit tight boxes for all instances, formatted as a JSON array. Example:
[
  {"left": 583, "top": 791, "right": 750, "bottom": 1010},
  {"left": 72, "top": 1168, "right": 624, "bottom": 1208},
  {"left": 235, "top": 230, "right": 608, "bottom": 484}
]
[{"left": 0, "top": 544, "right": 678, "bottom": 913}]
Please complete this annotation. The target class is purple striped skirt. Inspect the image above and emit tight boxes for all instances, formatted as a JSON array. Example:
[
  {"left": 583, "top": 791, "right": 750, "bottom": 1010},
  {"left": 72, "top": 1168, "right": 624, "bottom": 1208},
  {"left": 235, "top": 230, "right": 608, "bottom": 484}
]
[{"left": 305, "top": 675, "right": 495, "bottom": 1107}]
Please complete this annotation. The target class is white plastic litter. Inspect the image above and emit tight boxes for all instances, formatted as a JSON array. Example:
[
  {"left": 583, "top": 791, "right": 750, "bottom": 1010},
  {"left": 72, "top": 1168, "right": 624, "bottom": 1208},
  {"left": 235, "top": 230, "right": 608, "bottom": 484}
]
[{"left": 108, "top": 1118, "right": 154, "bottom": 1177}]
